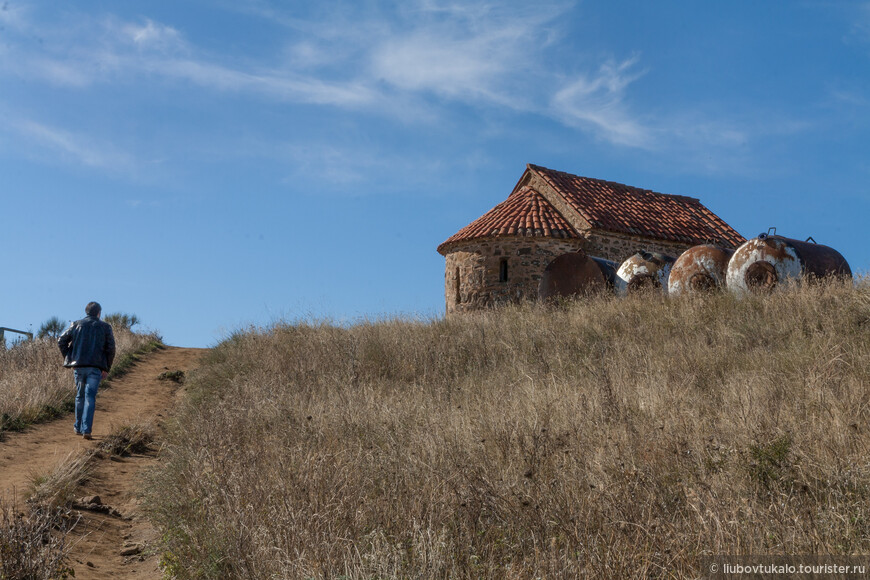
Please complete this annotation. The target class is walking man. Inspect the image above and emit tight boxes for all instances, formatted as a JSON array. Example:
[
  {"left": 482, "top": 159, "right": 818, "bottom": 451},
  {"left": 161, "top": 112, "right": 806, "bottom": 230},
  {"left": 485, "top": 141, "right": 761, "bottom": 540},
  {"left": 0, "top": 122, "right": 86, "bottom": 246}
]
[{"left": 58, "top": 302, "right": 115, "bottom": 440}]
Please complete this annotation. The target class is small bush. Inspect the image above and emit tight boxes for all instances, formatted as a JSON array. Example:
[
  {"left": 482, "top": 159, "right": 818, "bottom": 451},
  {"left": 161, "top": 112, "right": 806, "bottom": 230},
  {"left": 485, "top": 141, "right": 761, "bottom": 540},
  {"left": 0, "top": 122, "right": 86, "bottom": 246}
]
[
  {"left": 36, "top": 317, "right": 66, "bottom": 340},
  {"left": 28, "top": 452, "right": 93, "bottom": 508},
  {"left": 157, "top": 370, "right": 185, "bottom": 384},
  {"left": 748, "top": 434, "right": 794, "bottom": 490},
  {"left": 99, "top": 423, "right": 155, "bottom": 456},
  {"left": 103, "top": 313, "right": 140, "bottom": 331}
]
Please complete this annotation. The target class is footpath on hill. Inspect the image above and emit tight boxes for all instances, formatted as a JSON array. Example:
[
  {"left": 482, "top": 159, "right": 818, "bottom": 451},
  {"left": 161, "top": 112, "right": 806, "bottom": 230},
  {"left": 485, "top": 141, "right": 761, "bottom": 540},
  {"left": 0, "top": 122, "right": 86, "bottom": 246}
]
[{"left": 0, "top": 346, "right": 206, "bottom": 580}]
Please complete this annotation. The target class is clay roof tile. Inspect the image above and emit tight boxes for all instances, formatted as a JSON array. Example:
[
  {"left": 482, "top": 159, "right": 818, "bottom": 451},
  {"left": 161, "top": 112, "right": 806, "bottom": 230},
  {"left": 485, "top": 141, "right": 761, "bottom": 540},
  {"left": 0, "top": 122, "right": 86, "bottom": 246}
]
[
  {"left": 437, "top": 186, "right": 579, "bottom": 254},
  {"left": 528, "top": 164, "right": 744, "bottom": 247}
]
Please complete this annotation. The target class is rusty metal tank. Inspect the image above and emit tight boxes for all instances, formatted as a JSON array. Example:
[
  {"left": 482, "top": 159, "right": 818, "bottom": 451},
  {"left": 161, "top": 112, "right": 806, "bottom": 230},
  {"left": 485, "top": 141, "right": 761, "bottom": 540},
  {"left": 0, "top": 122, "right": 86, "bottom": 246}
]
[
  {"left": 726, "top": 230, "right": 852, "bottom": 294},
  {"left": 538, "top": 251, "right": 618, "bottom": 300},
  {"left": 616, "top": 251, "right": 676, "bottom": 295},
  {"left": 668, "top": 245, "right": 735, "bottom": 296}
]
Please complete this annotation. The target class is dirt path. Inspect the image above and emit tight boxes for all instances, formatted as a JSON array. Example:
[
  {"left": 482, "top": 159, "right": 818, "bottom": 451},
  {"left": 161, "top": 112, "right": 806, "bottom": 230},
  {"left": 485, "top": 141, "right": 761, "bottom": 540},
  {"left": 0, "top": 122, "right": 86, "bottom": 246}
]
[{"left": 0, "top": 346, "right": 206, "bottom": 579}]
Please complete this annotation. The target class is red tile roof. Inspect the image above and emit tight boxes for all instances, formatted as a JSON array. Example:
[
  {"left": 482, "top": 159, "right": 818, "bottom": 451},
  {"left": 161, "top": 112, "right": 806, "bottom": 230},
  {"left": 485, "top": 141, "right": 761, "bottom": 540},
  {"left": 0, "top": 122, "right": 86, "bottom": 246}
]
[
  {"left": 529, "top": 164, "right": 745, "bottom": 247},
  {"left": 437, "top": 186, "right": 579, "bottom": 254}
]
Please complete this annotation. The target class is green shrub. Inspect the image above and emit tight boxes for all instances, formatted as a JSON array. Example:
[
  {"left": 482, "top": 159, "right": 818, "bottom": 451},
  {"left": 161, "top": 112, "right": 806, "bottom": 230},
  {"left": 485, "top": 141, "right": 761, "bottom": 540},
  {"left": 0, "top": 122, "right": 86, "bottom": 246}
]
[{"left": 36, "top": 316, "right": 66, "bottom": 340}]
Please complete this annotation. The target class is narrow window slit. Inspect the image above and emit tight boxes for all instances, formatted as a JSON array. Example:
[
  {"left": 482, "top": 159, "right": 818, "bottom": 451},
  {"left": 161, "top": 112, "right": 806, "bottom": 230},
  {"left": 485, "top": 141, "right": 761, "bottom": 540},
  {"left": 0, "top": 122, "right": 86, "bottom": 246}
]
[{"left": 454, "top": 267, "right": 461, "bottom": 304}]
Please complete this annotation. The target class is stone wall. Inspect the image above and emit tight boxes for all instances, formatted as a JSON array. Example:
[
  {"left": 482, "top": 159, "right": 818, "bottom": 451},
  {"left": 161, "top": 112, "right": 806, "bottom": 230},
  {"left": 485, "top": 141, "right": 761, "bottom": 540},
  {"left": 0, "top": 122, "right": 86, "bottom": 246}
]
[
  {"left": 584, "top": 231, "right": 693, "bottom": 264},
  {"left": 442, "top": 231, "right": 698, "bottom": 314},
  {"left": 441, "top": 166, "right": 737, "bottom": 312},
  {"left": 443, "top": 237, "right": 586, "bottom": 314}
]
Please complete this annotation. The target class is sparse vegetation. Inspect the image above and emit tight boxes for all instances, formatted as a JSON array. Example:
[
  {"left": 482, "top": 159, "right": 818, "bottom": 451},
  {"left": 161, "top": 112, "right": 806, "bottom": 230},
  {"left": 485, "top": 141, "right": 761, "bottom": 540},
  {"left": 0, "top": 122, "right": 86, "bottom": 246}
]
[
  {"left": 28, "top": 453, "right": 94, "bottom": 508},
  {"left": 5, "top": 421, "right": 156, "bottom": 577},
  {"left": 36, "top": 316, "right": 67, "bottom": 340},
  {"left": 28, "top": 422, "right": 156, "bottom": 508},
  {"left": 157, "top": 370, "right": 185, "bottom": 384},
  {"left": 103, "top": 312, "right": 140, "bottom": 331},
  {"left": 0, "top": 325, "right": 162, "bottom": 436},
  {"left": 0, "top": 312, "right": 164, "bottom": 576},
  {"left": 106, "top": 339, "right": 164, "bottom": 382},
  {"left": 0, "top": 500, "right": 76, "bottom": 580},
  {"left": 145, "top": 278, "right": 870, "bottom": 578},
  {"left": 98, "top": 422, "right": 155, "bottom": 457}
]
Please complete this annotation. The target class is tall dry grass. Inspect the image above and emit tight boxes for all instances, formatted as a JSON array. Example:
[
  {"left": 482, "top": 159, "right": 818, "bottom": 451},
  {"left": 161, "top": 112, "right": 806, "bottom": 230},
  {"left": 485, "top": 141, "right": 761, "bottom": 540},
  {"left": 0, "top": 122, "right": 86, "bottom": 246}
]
[
  {"left": 0, "top": 328, "right": 161, "bottom": 433},
  {"left": 0, "top": 500, "right": 76, "bottom": 579},
  {"left": 147, "top": 279, "right": 870, "bottom": 578}
]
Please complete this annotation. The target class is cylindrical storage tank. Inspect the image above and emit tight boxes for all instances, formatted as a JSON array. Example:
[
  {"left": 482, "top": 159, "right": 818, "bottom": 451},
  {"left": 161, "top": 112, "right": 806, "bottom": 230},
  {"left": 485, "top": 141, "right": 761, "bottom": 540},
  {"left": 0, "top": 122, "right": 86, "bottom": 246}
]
[
  {"left": 727, "top": 233, "right": 852, "bottom": 294},
  {"left": 538, "top": 251, "right": 618, "bottom": 300},
  {"left": 616, "top": 251, "right": 676, "bottom": 295},
  {"left": 668, "top": 245, "right": 735, "bottom": 296},
  {"left": 591, "top": 257, "right": 619, "bottom": 289}
]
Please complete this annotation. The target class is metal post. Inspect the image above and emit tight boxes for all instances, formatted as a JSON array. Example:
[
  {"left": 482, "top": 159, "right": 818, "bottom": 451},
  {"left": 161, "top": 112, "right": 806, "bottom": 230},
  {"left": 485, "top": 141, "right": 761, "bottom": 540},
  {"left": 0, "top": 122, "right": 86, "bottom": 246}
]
[{"left": 0, "top": 327, "right": 34, "bottom": 348}]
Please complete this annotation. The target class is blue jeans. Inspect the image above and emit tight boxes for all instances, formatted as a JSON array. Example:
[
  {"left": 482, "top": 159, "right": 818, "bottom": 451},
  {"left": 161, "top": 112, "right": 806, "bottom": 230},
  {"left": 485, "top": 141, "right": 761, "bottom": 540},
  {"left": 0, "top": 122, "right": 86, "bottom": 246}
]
[{"left": 73, "top": 367, "right": 102, "bottom": 435}]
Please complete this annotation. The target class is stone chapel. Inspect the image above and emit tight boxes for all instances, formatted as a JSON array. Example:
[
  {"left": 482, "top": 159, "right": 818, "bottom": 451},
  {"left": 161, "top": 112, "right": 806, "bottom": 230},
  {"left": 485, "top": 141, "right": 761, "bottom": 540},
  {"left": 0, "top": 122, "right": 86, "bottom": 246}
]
[{"left": 437, "top": 164, "right": 744, "bottom": 313}]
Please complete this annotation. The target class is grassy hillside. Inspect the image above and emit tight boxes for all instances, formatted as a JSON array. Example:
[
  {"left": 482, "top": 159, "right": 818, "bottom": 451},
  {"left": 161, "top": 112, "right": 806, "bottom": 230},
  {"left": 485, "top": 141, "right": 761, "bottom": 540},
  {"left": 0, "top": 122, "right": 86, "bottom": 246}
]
[
  {"left": 148, "top": 280, "right": 870, "bottom": 579},
  {"left": 0, "top": 324, "right": 162, "bottom": 577},
  {"left": 0, "top": 328, "right": 162, "bottom": 434}
]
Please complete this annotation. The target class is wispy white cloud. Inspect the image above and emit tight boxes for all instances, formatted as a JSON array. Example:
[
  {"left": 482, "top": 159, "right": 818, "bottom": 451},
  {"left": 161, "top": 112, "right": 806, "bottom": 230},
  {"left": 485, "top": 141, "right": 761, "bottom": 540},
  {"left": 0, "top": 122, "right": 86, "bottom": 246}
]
[
  {"left": 369, "top": 1, "right": 561, "bottom": 108},
  {"left": 284, "top": 41, "right": 336, "bottom": 69},
  {"left": 222, "top": 0, "right": 816, "bottom": 164},
  {"left": 0, "top": 0, "right": 808, "bottom": 174},
  {"left": 372, "top": 34, "right": 505, "bottom": 97},
  {"left": 551, "top": 56, "right": 651, "bottom": 148},
  {"left": 207, "top": 0, "right": 568, "bottom": 110},
  {"left": 0, "top": 11, "right": 377, "bottom": 107},
  {"left": 8, "top": 118, "right": 133, "bottom": 169},
  {"left": 156, "top": 59, "right": 377, "bottom": 107},
  {"left": 23, "top": 56, "right": 96, "bottom": 87},
  {"left": 121, "top": 18, "right": 182, "bottom": 50}
]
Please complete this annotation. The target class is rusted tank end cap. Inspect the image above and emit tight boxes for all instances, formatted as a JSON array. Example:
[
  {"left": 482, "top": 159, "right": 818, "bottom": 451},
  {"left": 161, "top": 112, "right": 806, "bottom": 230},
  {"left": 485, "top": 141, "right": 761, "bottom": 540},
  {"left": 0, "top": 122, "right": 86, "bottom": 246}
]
[
  {"left": 689, "top": 273, "right": 717, "bottom": 292},
  {"left": 745, "top": 261, "right": 778, "bottom": 293}
]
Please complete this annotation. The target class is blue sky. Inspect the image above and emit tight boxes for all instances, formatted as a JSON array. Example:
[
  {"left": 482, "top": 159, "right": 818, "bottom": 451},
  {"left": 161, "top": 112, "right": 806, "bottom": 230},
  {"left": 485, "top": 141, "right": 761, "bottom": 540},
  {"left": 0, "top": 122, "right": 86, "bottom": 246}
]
[{"left": 2, "top": 0, "right": 868, "bottom": 347}]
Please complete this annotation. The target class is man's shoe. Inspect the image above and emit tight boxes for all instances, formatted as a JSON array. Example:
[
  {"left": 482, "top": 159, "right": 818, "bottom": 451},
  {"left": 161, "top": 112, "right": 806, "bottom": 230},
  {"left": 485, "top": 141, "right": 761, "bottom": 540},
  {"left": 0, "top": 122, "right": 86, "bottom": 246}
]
[
  {"left": 82, "top": 433, "right": 92, "bottom": 440},
  {"left": 74, "top": 430, "right": 82, "bottom": 436}
]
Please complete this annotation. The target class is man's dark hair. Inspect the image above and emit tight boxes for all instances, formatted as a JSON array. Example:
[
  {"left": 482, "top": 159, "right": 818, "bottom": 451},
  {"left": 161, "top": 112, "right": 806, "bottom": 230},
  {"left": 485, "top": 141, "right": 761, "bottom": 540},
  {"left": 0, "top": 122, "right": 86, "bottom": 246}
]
[{"left": 85, "top": 302, "right": 102, "bottom": 317}]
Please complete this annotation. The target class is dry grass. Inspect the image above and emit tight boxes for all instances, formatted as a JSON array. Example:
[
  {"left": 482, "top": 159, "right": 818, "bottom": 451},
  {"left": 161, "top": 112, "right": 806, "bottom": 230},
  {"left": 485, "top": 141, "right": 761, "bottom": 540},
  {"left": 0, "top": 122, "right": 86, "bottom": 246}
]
[
  {"left": 0, "top": 324, "right": 160, "bottom": 577},
  {"left": 147, "top": 279, "right": 870, "bottom": 579},
  {"left": 98, "top": 422, "right": 155, "bottom": 457},
  {"left": 28, "top": 422, "right": 157, "bottom": 507},
  {"left": 28, "top": 453, "right": 95, "bottom": 508},
  {"left": 0, "top": 499, "right": 76, "bottom": 580},
  {"left": 0, "top": 329, "right": 162, "bottom": 435},
  {"left": 11, "top": 421, "right": 155, "bottom": 577}
]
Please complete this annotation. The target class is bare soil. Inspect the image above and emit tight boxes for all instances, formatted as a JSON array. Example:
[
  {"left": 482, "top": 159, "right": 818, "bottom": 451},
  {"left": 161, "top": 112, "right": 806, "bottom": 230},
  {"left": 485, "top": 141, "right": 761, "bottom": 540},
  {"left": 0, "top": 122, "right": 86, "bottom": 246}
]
[{"left": 0, "top": 346, "right": 206, "bottom": 579}]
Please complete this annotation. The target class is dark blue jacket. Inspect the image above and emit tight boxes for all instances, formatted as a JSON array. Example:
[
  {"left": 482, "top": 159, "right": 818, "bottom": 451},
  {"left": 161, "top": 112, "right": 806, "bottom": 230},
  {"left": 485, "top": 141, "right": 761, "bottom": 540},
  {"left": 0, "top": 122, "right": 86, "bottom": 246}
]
[{"left": 58, "top": 316, "right": 116, "bottom": 372}]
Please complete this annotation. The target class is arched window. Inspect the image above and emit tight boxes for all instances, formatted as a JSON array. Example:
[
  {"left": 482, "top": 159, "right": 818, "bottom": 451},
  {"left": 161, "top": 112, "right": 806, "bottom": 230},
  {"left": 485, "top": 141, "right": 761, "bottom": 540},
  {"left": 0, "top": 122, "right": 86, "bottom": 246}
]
[{"left": 499, "top": 258, "right": 509, "bottom": 283}]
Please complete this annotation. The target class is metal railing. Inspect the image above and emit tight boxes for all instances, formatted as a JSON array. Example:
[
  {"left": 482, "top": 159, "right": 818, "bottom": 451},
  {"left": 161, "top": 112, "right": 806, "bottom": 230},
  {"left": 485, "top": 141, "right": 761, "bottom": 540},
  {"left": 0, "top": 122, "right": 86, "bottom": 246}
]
[{"left": 0, "top": 327, "right": 34, "bottom": 348}]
